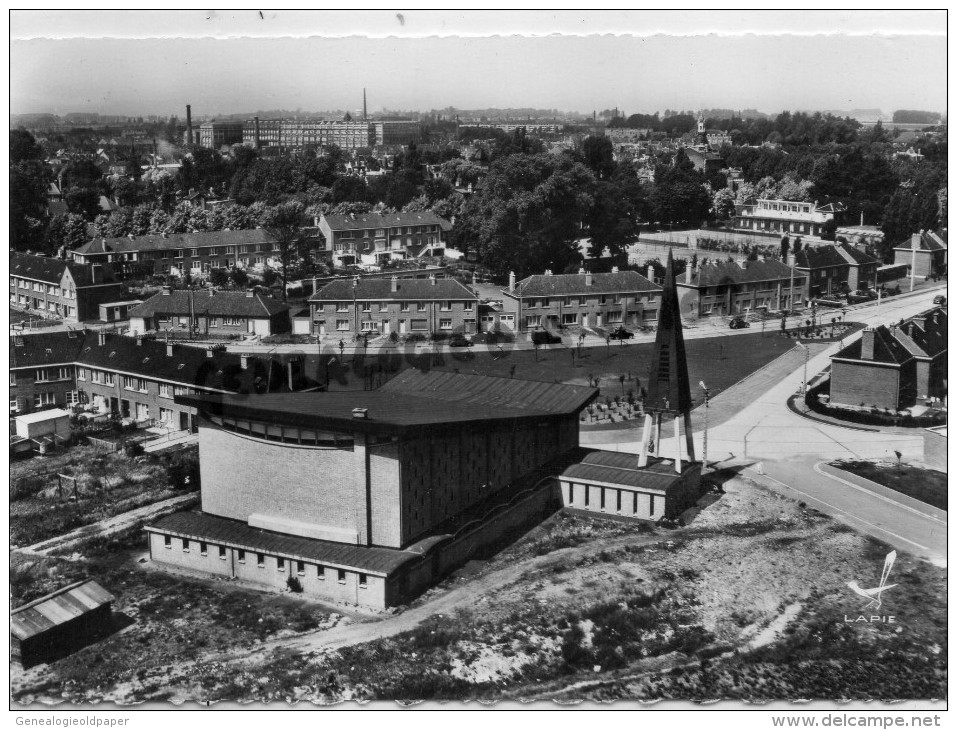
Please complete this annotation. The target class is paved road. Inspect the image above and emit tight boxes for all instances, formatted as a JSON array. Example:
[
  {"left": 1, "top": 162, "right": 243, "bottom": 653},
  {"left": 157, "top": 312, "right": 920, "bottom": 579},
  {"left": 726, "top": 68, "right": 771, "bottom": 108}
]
[{"left": 581, "top": 289, "right": 947, "bottom": 565}]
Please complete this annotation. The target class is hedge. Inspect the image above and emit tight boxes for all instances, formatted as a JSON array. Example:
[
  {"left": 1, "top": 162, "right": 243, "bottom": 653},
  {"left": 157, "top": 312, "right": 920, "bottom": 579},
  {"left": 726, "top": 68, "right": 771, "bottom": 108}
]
[{"left": 804, "top": 379, "right": 946, "bottom": 428}]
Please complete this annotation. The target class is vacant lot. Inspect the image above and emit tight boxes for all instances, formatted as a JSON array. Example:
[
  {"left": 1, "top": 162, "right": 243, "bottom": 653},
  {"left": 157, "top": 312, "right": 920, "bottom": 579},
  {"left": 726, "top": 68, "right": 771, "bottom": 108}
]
[
  {"left": 829, "top": 460, "right": 948, "bottom": 511},
  {"left": 10, "top": 445, "right": 198, "bottom": 548},
  {"left": 14, "top": 471, "right": 945, "bottom": 704}
]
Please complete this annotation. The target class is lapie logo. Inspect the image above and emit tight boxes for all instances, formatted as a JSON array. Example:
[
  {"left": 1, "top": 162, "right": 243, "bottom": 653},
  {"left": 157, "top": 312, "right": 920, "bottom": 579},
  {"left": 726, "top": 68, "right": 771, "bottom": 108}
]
[{"left": 844, "top": 550, "right": 898, "bottom": 624}]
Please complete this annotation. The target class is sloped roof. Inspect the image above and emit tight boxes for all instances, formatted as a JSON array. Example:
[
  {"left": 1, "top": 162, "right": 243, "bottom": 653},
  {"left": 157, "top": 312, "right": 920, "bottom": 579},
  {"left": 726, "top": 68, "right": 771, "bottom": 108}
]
[
  {"left": 9, "top": 330, "right": 87, "bottom": 369},
  {"left": 688, "top": 259, "right": 803, "bottom": 288},
  {"left": 10, "top": 252, "right": 117, "bottom": 287},
  {"left": 129, "top": 290, "right": 289, "bottom": 320},
  {"left": 11, "top": 580, "right": 114, "bottom": 642},
  {"left": 321, "top": 211, "right": 453, "bottom": 233},
  {"left": 561, "top": 450, "right": 691, "bottom": 493},
  {"left": 894, "top": 231, "right": 947, "bottom": 252},
  {"left": 146, "top": 511, "right": 421, "bottom": 577},
  {"left": 509, "top": 270, "right": 660, "bottom": 298},
  {"left": 73, "top": 228, "right": 278, "bottom": 256},
  {"left": 311, "top": 277, "right": 476, "bottom": 302},
  {"left": 897, "top": 307, "right": 947, "bottom": 359},
  {"left": 795, "top": 245, "right": 854, "bottom": 270},
  {"left": 832, "top": 325, "right": 913, "bottom": 366},
  {"left": 833, "top": 243, "right": 880, "bottom": 266}
]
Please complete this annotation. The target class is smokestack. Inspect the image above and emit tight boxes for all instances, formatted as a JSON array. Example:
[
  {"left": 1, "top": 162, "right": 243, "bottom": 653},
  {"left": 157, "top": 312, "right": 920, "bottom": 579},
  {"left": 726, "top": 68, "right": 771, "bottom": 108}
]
[
  {"left": 508, "top": 271, "right": 516, "bottom": 291},
  {"left": 363, "top": 88, "right": 367, "bottom": 121},
  {"left": 254, "top": 116, "right": 261, "bottom": 149},
  {"left": 186, "top": 105, "right": 193, "bottom": 145}
]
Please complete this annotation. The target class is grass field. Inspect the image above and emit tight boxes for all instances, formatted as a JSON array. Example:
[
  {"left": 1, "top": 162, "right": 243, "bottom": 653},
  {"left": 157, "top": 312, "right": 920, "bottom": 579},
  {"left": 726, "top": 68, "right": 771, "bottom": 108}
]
[
  {"left": 829, "top": 460, "right": 948, "bottom": 511},
  {"left": 311, "top": 331, "right": 798, "bottom": 408}
]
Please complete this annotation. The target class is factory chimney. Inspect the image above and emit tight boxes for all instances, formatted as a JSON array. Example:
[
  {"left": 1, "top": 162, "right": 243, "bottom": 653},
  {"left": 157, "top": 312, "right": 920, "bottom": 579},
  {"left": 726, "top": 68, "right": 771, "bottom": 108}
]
[
  {"left": 186, "top": 104, "right": 193, "bottom": 145},
  {"left": 254, "top": 116, "right": 261, "bottom": 149},
  {"left": 363, "top": 88, "right": 367, "bottom": 121}
]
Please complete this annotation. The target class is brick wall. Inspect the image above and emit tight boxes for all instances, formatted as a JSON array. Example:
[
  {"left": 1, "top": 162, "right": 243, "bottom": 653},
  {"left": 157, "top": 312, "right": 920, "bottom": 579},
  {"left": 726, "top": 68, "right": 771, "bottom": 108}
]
[
  {"left": 830, "top": 360, "right": 903, "bottom": 410},
  {"left": 311, "top": 301, "right": 475, "bottom": 336}
]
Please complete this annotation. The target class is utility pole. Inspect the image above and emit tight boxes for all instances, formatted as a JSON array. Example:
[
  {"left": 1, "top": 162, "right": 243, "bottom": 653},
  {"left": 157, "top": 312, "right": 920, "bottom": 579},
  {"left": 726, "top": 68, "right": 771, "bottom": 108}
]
[{"left": 700, "top": 381, "right": 710, "bottom": 474}]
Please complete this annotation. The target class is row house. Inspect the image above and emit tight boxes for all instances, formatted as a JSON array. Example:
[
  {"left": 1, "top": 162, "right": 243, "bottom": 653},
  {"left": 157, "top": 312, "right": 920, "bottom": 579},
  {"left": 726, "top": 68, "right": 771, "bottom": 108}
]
[
  {"left": 893, "top": 230, "right": 947, "bottom": 278},
  {"left": 830, "top": 307, "right": 947, "bottom": 411},
  {"left": 676, "top": 258, "right": 807, "bottom": 317},
  {"left": 733, "top": 198, "right": 842, "bottom": 237},
  {"left": 69, "top": 229, "right": 310, "bottom": 279},
  {"left": 10, "top": 330, "right": 289, "bottom": 430},
  {"left": 794, "top": 243, "right": 881, "bottom": 300},
  {"left": 128, "top": 288, "right": 291, "bottom": 337},
  {"left": 242, "top": 119, "right": 421, "bottom": 151},
  {"left": 10, "top": 252, "right": 124, "bottom": 322},
  {"left": 317, "top": 212, "right": 452, "bottom": 268},
  {"left": 309, "top": 276, "right": 478, "bottom": 337},
  {"left": 500, "top": 268, "right": 662, "bottom": 333}
]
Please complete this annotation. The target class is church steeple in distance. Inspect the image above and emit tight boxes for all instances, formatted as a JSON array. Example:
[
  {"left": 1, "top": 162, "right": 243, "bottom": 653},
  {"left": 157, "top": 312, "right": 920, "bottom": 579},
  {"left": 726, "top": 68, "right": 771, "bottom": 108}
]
[{"left": 645, "top": 250, "right": 692, "bottom": 414}]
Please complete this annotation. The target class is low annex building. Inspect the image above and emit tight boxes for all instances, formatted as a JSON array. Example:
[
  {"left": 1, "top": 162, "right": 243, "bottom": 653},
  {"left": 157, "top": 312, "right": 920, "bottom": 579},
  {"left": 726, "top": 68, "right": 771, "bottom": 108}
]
[
  {"left": 128, "top": 288, "right": 291, "bottom": 337},
  {"left": 892, "top": 230, "right": 947, "bottom": 279},
  {"left": 794, "top": 243, "right": 880, "bottom": 300},
  {"left": 146, "top": 370, "right": 598, "bottom": 608},
  {"left": 500, "top": 268, "right": 662, "bottom": 332}
]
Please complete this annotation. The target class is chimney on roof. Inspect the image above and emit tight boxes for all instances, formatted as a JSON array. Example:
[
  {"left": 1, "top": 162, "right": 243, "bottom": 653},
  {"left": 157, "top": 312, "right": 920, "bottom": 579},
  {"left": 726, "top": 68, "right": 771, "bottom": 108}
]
[
  {"left": 208, "top": 288, "right": 214, "bottom": 297},
  {"left": 509, "top": 271, "right": 516, "bottom": 291},
  {"left": 206, "top": 346, "right": 214, "bottom": 358},
  {"left": 578, "top": 267, "right": 586, "bottom": 275},
  {"left": 98, "top": 331, "right": 106, "bottom": 346},
  {"left": 911, "top": 314, "right": 926, "bottom": 331},
  {"left": 390, "top": 275, "right": 398, "bottom": 293},
  {"left": 544, "top": 269, "right": 552, "bottom": 276},
  {"left": 161, "top": 286, "right": 171, "bottom": 295},
  {"left": 611, "top": 266, "right": 619, "bottom": 274},
  {"left": 646, "top": 264, "right": 654, "bottom": 282},
  {"left": 585, "top": 270, "right": 593, "bottom": 287},
  {"left": 245, "top": 290, "right": 254, "bottom": 298},
  {"left": 430, "top": 274, "right": 436, "bottom": 285},
  {"left": 135, "top": 335, "right": 142, "bottom": 346},
  {"left": 685, "top": 263, "right": 692, "bottom": 284},
  {"left": 860, "top": 328, "right": 876, "bottom": 361},
  {"left": 167, "top": 343, "right": 174, "bottom": 357},
  {"left": 240, "top": 353, "right": 250, "bottom": 370},
  {"left": 91, "top": 264, "right": 100, "bottom": 283},
  {"left": 911, "top": 232, "right": 922, "bottom": 249}
]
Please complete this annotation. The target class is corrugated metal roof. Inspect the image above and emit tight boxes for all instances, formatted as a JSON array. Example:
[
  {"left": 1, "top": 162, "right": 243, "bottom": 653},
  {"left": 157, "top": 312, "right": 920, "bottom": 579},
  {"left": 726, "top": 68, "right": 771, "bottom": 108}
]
[
  {"left": 147, "top": 511, "right": 422, "bottom": 576},
  {"left": 561, "top": 450, "right": 690, "bottom": 492},
  {"left": 11, "top": 580, "right": 114, "bottom": 641}
]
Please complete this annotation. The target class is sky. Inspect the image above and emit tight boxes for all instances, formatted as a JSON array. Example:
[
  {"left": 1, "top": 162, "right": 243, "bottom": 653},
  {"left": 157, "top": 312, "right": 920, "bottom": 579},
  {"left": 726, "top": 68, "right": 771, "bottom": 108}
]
[{"left": 9, "top": 10, "right": 948, "bottom": 119}]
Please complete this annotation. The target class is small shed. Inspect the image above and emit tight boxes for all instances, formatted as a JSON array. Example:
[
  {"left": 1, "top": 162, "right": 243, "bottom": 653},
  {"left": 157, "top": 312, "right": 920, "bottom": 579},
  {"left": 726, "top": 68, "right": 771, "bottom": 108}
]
[
  {"left": 98, "top": 299, "right": 143, "bottom": 322},
  {"left": 15, "top": 408, "right": 71, "bottom": 442},
  {"left": 291, "top": 307, "right": 312, "bottom": 335},
  {"left": 11, "top": 580, "right": 116, "bottom": 667}
]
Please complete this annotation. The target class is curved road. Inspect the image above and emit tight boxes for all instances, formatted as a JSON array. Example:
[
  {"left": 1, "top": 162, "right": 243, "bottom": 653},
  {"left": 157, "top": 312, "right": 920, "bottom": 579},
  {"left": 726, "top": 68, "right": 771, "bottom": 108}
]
[{"left": 581, "top": 288, "right": 947, "bottom": 566}]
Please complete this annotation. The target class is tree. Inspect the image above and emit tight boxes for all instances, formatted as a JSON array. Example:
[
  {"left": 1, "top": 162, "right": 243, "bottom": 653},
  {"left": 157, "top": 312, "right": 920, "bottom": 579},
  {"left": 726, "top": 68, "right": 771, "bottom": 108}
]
[
  {"left": 208, "top": 268, "right": 230, "bottom": 288},
  {"left": 780, "top": 235, "right": 790, "bottom": 261},
  {"left": 651, "top": 150, "right": 711, "bottom": 225},
  {"left": 10, "top": 128, "right": 45, "bottom": 163},
  {"left": 582, "top": 136, "right": 615, "bottom": 179},
  {"left": 262, "top": 201, "right": 309, "bottom": 301},
  {"left": 229, "top": 267, "right": 249, "bottom": 289},
  {"left": 45, "top": 213, "right": 88, "bottom": 253},
  {"left": 712, "top": 187, "right": 736, "bottom": 220}
]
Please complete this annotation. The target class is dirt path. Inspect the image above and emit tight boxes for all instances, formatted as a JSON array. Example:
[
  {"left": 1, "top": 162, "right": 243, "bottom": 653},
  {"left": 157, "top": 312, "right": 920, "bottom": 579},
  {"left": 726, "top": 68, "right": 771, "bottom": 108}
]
[{"left": 19, "top": 493, "right": 199, "bottom": 556}]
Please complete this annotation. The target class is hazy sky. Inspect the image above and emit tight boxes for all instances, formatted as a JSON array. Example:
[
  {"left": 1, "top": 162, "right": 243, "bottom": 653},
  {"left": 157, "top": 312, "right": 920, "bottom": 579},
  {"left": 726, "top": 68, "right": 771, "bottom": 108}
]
[{"left": 10, "top": 11, "right": 947, "bottom": 118}]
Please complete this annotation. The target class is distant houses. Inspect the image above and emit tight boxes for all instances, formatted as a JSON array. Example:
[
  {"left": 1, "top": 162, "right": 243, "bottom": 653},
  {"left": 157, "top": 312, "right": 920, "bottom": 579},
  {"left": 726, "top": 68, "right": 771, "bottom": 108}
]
[{"left": 317, "top": 212, "right": 452, "bottom": 268}]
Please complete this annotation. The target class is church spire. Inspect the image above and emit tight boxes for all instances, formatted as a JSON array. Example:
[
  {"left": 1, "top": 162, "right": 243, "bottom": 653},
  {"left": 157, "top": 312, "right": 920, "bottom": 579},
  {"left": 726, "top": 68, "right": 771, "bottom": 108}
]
[{"left": 645, "top": 250, "right": 692, "bottom": 414}]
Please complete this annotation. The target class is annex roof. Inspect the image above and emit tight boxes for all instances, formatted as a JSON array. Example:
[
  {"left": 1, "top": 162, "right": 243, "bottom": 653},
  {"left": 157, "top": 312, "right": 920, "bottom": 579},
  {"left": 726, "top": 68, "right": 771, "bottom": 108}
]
[
  {"left": 15, "top": 408, "right": 71, "bottom": 425},
  {"left": 893, "top": 231, "right": 947, "bottom": 252},
  {"left": 311, "top": 277, "right": 476, "bottom": 302},
  {"left": 560, "top": 450, "right": 692, "bottom": 493},
  {"left": 832, "top": 325, "right": 914, "bottom": 366},
  {"left": 9, "top": 330, "right": 87, "bottom": 369},
  {"left": 11, "top": 580, "right": 114, "bottom": 642},
  {"left": 507, "top": 270, "right": 660, "bottom": 298},
  {"left": 146, "top": 512, "right": 422, "bottom": 577},
  {"left": 129, "top": 290, "right": 289, "bottom": 320}
]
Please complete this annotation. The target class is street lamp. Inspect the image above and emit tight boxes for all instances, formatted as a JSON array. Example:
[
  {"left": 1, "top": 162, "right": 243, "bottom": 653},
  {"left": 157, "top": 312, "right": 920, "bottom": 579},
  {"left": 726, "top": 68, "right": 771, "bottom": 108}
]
[
  {"left": 699, "top": 380, "right": 710, "bottom": 474},
  {"left": 797, "top": 341, "right": 810, "bottom": 395}
]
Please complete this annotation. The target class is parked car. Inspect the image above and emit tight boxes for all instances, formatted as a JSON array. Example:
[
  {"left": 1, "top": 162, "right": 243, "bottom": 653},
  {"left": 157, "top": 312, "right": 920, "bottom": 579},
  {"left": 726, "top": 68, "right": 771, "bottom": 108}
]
[
  {"left": 531, "top": 330, "right": 562, "bottom": 346},
  {"left": 729, "top": 317, "right": 750, "bottom": 329},
  {"left": 609, "top": 326, "right": 634, "bottom": 340},
  {"left": 933, "top": 295, "right": 947, "bottom": 305},
  {"left": 449, "top": 333, "right": 473, "bottom": 347}
]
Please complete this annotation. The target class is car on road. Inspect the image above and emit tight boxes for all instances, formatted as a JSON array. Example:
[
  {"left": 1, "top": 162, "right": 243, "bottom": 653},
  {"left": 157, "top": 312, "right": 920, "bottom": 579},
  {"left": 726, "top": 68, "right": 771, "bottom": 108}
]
[
  {"left": 449, "top": 333, "right": 473, "bottom": 347},
  {"left": 608, "top": 326, "right": 634, "bottom": 340},
  {"left": 531, "top": 330, "right": 562, "bottom": 346},
  {"left": 729, "top": 317, "right": 750, "bottom": 329},
  {"left": 933, "top": 295, "right": 947, "bottom": 305}
]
